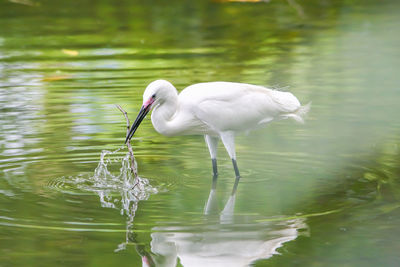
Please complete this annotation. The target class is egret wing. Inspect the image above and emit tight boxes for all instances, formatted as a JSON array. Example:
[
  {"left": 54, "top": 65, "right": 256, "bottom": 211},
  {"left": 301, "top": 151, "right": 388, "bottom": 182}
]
[
  {"left": 179, "top": 82, "right": 301, "bottom": 132},
  {"left": 191, "top": 87, "right": 276, "bottom": 132}
]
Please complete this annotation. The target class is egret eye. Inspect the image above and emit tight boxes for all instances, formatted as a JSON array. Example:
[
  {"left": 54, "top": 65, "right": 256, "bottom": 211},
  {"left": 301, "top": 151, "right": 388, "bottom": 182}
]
[{"left": 152, "top": 94, "right": 156, "bottom": 99}]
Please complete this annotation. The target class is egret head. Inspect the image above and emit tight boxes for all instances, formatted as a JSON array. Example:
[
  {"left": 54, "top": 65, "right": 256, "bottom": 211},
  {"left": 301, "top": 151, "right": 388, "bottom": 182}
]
[
  {"left": 142, "top": 80, "right": 177, "bottom": 107},
  {"left": 125, "top": 80, "right": 176, "bottom": 143}
]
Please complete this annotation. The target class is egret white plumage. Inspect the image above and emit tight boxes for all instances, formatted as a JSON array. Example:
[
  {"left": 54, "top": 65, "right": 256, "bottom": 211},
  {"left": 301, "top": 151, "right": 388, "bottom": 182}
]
[{"left": 125, "top": 80, "right": 310, "bottom": 178}]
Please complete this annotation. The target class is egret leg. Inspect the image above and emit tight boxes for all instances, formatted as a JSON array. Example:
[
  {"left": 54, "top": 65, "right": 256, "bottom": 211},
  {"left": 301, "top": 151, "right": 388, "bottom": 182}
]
[
  {"left": 220, "top": 131, "right": 241, "bottom": 178},
  {"left": 232, "top": 159, "right": 241, "bottom": 179},
  {"left": 204, "top": 135, "right": 219, "bottom": 177},
  {"left": 212, "top": 158, "right": 218, "bottom": 181}
]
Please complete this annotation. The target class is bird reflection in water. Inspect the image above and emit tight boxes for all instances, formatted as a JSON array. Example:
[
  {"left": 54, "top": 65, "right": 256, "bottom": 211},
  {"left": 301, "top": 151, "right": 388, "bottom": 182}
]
[{"left": 122, "top": 176, "right": 308, "bottom": 267}]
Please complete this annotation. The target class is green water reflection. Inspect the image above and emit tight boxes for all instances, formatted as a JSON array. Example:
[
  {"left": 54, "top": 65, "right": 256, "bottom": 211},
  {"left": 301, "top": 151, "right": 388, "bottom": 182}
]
[{"left": 1, "top": 0, "right": 400, "bottom": 266}]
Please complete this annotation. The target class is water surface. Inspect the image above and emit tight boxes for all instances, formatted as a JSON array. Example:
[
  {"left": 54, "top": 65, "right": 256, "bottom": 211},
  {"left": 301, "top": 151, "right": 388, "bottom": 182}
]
[{"left": 1, "top": 0, "right": 400, "bottom": 266}]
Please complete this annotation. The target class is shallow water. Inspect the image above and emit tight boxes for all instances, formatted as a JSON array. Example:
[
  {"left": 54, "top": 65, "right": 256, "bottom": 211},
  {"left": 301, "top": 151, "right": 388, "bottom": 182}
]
[{"left": 1, "top": 0, "right": 400, "bottom": 266}]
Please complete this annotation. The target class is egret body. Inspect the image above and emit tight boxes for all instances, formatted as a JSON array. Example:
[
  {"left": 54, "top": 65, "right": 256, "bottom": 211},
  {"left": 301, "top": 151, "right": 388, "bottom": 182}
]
[{"left": 126, "top": 80, "right": 310, "bottom": 178}]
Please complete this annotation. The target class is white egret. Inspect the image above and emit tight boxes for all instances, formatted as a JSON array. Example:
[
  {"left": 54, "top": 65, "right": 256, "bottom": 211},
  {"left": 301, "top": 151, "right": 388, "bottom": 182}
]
[{"left": 125, "top": 80, "right": 310, "bottom": 178}]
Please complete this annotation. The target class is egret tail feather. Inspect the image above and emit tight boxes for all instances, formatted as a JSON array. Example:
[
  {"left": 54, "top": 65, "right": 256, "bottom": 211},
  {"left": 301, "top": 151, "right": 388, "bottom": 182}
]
[{"left": 284, "top": 101, "right": 311, "bottom": 124}]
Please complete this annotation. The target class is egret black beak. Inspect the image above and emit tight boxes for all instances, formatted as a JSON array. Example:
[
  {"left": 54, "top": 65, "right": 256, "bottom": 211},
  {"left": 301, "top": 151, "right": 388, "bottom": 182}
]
[{"left": 125, "top": 104, "right": 151, "bottom": 144}]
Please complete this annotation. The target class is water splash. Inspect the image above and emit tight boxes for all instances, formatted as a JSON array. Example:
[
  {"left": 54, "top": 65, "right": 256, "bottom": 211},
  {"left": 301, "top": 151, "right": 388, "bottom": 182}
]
[
  {"left": 92, "top": 149, "right": 157, "bottom": 215},
  {"left": 45, "top": 148, "right": 158, "bottom": 251},
  {"left": 51, "top": 148, "right": 157, "bottom": 217}
]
